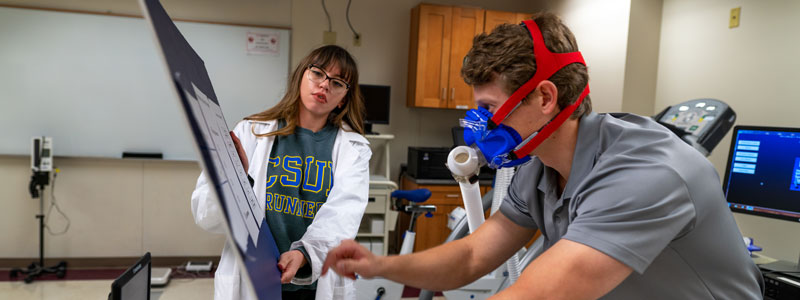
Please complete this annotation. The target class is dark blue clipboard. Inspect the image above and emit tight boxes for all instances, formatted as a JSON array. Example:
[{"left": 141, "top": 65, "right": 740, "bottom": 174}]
[{"left": 138, "top": 0, "right": 282, "bottom": 298}]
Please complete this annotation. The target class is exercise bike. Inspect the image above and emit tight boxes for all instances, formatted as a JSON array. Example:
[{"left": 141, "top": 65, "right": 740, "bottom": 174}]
[{"left": 355, "top": 188, "right": 434, "bottom": 300}]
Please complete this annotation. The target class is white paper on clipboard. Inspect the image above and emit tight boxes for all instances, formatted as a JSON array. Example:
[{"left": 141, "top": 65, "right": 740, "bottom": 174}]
[{"left": 186, "top": 82, "right": 264, "bottom": 248}]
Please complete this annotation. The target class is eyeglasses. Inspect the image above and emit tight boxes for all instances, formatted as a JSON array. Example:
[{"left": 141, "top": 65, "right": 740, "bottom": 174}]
[{"left": 307, "top": 64, "right": 350, "bottom": 95}]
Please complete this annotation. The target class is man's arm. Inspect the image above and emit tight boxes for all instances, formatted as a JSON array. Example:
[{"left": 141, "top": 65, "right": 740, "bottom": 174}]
[
  {"left": 323, "top": 212, "right": 536, "bottom": 291},
  {"left": 492, "top": 239, "right": 633, "bottom": 300}
]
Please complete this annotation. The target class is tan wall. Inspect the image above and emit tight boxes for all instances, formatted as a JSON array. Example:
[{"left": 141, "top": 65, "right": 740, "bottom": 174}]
[
  {"left": 0, "top": 0, "right": 291, "bottom": 28},
  {"left": 621, "top": 0, "right": 663, "bottom": 115},
  {"left": 560, "top": 0, "right": 632, "bottom": 114},
  {"left": 0, "top": 155, "right": 225, "bottom": 258},
  {"left": 657, "top": 0, "right": 800, "bottom": 262}
]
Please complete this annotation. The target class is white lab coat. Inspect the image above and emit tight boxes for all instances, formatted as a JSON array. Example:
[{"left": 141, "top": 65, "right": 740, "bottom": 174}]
[{"left": 191, "top": 119, "right": 371, "bottom": 300}]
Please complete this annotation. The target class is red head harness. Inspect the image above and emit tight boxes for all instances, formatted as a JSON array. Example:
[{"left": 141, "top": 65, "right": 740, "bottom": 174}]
[{"left": 491, "top": 20, "right": 591, "bottom": 160}]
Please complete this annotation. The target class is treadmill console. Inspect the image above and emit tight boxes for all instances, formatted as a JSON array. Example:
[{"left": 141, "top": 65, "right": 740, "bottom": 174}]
[{"left": 654, "top": 99, "right": 736, "bottom": 156}]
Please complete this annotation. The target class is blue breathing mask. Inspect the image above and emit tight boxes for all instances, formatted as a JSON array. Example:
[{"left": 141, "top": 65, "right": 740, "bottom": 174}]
[{"left": 462, "top": 107, "right": 531, "bottom": 169}]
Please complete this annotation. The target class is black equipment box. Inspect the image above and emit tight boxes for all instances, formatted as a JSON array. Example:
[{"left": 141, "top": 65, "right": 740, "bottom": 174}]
[
  {"left": 407, "top": 147, "right": 495, "bottom": 181},
  {"left": 407, "top": 147, "right": 452, "bottom": 180},
  {"left": 763, "top": 270, "right": 800, "bottom": 300}
]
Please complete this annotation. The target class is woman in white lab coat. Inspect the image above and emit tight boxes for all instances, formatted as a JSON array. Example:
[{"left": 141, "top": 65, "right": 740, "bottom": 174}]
[{"left": 191, "top": 45, "right": 371, "bottom": 300}]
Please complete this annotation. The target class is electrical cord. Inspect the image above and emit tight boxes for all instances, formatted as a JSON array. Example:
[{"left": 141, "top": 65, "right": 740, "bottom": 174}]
[
  {"left": 170, "top": 262, "right": 214, "bottom": 280},
  {"left": 45, "top": 168, "right": 70, "bottom": 235},
  {"left": 345, "top": 0, "right": 360, "bottom": 39},
  {"left": 321, "top": 0, "right": 332, "bottom": 32},
  {"left": 171, "top": 264, "right": 200, "bottom": 280}
]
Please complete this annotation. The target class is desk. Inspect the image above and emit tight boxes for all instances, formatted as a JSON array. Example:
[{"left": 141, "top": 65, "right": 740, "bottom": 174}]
[{"left": 753, "top": 253, "right": 779, "bottom": 265}]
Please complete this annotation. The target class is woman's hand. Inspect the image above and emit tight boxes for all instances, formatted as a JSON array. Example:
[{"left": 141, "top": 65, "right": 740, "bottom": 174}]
[
  {"left": 278, "top": 250, "right": 308, "bottom": 283},
  {"left": 229, "top": 131, "right": 249, "bottom": 171}
]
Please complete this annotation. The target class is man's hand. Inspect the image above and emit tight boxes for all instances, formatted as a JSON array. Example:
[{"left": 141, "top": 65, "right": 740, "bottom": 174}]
[
  {"left": 321, "top": 240, "right": 380, "bottom": 280},
  {"left": 278, "top": 250, "right": 307, "bottom": 284},
  {"left": 229, "top": 131, "right": 248, "bottom": 171}
]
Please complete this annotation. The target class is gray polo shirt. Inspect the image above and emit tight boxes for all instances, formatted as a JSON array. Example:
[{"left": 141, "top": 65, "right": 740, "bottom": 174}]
[{"left": 500, "top": 112, "right": 763, "bottom": 299}]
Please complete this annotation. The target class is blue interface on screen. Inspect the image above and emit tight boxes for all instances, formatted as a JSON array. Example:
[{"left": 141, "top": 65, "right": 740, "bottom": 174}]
[{"left": 724, "top": 128, "right": 800, "bottom": 222}]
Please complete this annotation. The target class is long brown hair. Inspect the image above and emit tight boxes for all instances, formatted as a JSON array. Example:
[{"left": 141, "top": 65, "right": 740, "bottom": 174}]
[{"left": 245, "top": 45, "right": 365, "bottom": 136}]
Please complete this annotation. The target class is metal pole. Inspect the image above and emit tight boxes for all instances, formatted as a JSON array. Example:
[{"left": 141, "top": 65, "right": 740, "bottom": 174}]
[{"left": 38, "top": 185, "right": 45, "bottom": 267}]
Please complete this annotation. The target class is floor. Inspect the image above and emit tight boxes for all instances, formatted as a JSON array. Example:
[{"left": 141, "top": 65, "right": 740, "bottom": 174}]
[
  {"left": 0, "top": 278, "right": 211, "bottom": 300},
  {"left": 0, "top": 278, "right": 446, "bottom": 299}
]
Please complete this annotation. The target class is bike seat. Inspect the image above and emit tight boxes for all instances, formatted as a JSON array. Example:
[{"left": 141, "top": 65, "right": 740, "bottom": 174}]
[{"left": 391, "top": 188, "right": 431, "bottom": 203}]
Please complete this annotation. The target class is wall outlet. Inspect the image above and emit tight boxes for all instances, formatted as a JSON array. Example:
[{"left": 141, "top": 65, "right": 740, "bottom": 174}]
[
  {"left": 323, "top": 31, "right": 337, "bottom": 44},
  {"left": 729, "top": 7, "right": 741, "bottom": 28},
  {"left": 353, "top": 34, "right": 362, "bottom": 46}
]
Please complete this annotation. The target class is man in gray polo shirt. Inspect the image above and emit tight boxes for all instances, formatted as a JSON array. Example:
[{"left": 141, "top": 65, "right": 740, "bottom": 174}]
[
  {"left": 323, "top": 12, "right": 763, "bottom": 299},
  {"left": 499, "top": 111, "right": 763, "bottom": 298}
]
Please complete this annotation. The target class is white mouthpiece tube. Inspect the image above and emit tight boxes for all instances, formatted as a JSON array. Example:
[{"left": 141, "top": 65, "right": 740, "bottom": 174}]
[
  {"left": 447, "top": 146, "right": 481, "bottom": 177},
  {"left": 447, "top": 146, "right": 485, "bottom": 233}
]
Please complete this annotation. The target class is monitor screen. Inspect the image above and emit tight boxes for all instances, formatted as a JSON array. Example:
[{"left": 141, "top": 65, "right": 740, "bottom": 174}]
[
  {"left": 360, "top": 84, "right": 390, "bottom": 125},
  {"left": 723, "top": 125, "right": 800, "bottom": 223},
  {"left": 110, "top": 252, "right": 151, "bottom": 300}
]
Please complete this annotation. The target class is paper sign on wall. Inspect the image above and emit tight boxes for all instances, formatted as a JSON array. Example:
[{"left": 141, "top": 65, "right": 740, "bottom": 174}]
[{"left": 246, "top": 32, "right": 279, "bottom": 55}]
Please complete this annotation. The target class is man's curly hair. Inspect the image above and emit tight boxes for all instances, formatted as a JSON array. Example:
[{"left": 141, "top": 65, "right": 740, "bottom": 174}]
[{"left": 461, "top": 13, "right": 591, "bottom": 118}]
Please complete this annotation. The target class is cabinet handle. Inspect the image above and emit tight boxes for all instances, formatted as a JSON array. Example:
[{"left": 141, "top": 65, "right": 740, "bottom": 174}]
[
  {"left": 451, "top": 88, "right": 455, "bottom": 100},
  {"left": 446, "top": 194, "right": 460, "bottom": 198},
  {"left": 441, "top": 88, "right": 446, "bottom": 100}
]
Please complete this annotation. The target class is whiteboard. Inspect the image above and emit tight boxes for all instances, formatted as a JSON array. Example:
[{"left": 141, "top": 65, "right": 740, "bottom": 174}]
[{"left": 0, "top": 6, "right": 290, "bottom": 160}]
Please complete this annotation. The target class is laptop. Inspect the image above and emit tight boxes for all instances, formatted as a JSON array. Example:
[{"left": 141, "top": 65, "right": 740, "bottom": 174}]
[{"left": 109, "top": 252, "right": 151, "bottom": 300}]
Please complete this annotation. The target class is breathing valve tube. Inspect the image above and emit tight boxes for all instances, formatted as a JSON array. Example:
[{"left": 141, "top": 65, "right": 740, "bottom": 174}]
[
  {"left": 447, "top": 146, "right": 524, "bottom": 285},
  {"left": 446, "top": 146, "right": 486, "bottom": 233}
]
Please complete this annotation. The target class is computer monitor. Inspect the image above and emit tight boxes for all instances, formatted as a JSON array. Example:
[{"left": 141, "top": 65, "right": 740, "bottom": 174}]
[
  {"left": 360, "top": 84, "right": 390, "bottom": 135},
  {"left": 109, "top": 252, "right": 151, "bottom": 300},
  {"left": 723, "top": 125, "right": 800, "bottom": 271},
  {"left": 723, "top": 125, "right": 800, "bottom": 222}
]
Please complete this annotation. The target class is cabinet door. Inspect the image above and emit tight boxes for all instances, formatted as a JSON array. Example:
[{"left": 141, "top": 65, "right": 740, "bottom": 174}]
[
  {"left": 447, "top": 6, "right": 483, "bottom": 110},
  {"left": 412, "top": 187, "right": 472, "bottom": 252},
  {"left": 408, "top": 4, "right": 452, "bottom": 108},
  {"left": 484, "top": 10, "right": 518, "bottom": 33},
  {"left": 414, "top": 203, "right": 461, "bottom": 252}
]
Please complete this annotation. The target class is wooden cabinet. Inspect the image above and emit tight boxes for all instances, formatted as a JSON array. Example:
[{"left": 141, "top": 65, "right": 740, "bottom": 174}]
[
  {"left": 407, "top": 4, "right": 483, "bottom": 110},
  {"left": 448, "top": 6, "right": 485, "bottom": 109},
  {"left": 484, "top": 10, "right": 533, "bottom": 32},
  {"left": 407, "top": 4, "right": 532, "bottom": 110}
]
